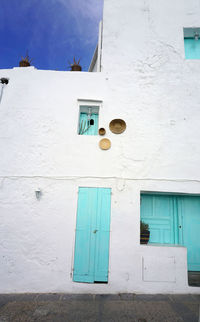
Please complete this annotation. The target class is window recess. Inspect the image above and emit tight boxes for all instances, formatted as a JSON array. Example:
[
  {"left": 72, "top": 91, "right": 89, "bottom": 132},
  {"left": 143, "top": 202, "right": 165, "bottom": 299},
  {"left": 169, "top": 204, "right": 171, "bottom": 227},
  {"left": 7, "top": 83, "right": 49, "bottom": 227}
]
[
  {"left": 184, "top": 28, "right": 200, "bottom": 59},
  {"left": 140, "top": 193, "right": 200, "bottom": 273},
  {"left": 78, "top": 104, "right": 100, "bottom": 136}
]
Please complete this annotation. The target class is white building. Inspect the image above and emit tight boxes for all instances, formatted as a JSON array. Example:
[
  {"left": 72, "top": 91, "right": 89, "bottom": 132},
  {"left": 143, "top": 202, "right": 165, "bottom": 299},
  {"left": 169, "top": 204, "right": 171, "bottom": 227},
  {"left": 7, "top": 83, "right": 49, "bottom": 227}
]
[{"left": 0, "top": 0, "right": 200, "bottom": 294}]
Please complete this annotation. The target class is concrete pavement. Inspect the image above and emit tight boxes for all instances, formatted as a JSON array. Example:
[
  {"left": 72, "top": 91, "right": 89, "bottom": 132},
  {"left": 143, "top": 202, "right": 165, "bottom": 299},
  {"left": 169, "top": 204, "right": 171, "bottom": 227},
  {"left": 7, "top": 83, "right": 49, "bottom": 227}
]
[{"left": 0, "top": 293, "right": 199, "bottom": 322}]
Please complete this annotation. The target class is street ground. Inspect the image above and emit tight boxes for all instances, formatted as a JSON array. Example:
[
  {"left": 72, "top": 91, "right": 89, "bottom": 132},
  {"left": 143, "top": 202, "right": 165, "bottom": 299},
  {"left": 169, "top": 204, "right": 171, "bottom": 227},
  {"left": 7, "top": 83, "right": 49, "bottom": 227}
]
[{"left": 0, "top": 293, "right": 199, "bottom": 322}]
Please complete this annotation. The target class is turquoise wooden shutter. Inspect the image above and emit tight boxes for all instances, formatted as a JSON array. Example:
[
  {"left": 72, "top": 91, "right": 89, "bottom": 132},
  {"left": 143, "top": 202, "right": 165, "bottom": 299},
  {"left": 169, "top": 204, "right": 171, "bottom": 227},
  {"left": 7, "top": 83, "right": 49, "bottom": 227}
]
[
  {"left": 79, "top": 113, "right": 88, "bottom": 135},
  {"left": 94, "top": 188, "right": 111, "bottom": 282},
  {"left": 91, "top": 113, "right": 98, "bottom": 135},
  {"left": 184, "top": 38, "right": 200, "bottom": 59},
  {"left": 178, "top": 196, "right": 200, "bottom": 271},
  {"left": 73, "top": 187, "right": 111, "bottom": 283},
  {"left": 73, "top": 188, "right": 96, "bottom": 283},
  {"left": 141, "top": 194, "right": 176, "bottom": 244},
  {"left": 79, "top": 112, "right": 98, "bottom": 135},
  {"left": 141, "top": 194, "right": 200, "bottom": 272}
]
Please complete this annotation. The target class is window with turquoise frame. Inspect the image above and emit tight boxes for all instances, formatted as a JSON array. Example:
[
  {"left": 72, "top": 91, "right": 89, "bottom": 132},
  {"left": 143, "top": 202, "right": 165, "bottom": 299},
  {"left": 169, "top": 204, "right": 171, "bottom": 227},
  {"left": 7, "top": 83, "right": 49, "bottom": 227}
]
[
  {"left": 79, "top": 105, "right": 99, "bottom": 135},
  {"left": 140, "top": 193, "right": 200, "bottom": 273},
  {"left": 184, "top": 28, "right": 200, "bottom": 59}
]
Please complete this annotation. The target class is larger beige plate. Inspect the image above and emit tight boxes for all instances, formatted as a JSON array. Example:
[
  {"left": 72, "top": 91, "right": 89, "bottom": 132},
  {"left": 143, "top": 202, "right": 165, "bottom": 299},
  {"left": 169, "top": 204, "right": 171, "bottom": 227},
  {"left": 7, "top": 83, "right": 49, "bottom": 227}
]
[
  {"left": 99, "top": 138, "right": 111, "bottom": 150},
  {"left": 109, "top": 119, "right": 126, "bottom": 134}
]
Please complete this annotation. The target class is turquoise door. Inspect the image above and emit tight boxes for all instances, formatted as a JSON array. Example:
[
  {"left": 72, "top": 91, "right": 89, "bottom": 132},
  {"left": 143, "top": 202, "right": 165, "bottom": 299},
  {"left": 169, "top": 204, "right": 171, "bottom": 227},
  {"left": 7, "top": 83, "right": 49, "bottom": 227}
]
[
  {"left": 73, "top": 187, "right": 111, "bottom": 283},
  {"left": 178, "top": 196, "right": 200, "bottom": 271}
]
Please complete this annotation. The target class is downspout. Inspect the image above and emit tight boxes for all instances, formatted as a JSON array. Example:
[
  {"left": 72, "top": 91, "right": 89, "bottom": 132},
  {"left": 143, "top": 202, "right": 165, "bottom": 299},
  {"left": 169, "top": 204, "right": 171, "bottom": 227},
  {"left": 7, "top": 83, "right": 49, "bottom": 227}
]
[
  {"left": 0, "top": 78, "right": 9, "bottom": 103},
  {"left": 97, "top": 20, "right": 103, "bottom": 72},
  {"left": 88, "top": 20, "right": 103, "bottom": 72},
  {"left": 0, "top": 84, "right": 4, "bottom": 103}
]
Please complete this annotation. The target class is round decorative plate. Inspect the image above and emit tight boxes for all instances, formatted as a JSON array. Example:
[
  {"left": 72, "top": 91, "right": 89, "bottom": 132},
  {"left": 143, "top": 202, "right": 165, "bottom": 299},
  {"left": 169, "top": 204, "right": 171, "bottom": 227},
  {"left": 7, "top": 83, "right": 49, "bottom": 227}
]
[
  {"left": 99, "top": 128, "right": 106, "bottom": 136},
  {"left": 109, "top": 119, "right": 126, "bottom": 134},
  {"left": 99, "top": 138, "right": 111, "bottom": 150}
]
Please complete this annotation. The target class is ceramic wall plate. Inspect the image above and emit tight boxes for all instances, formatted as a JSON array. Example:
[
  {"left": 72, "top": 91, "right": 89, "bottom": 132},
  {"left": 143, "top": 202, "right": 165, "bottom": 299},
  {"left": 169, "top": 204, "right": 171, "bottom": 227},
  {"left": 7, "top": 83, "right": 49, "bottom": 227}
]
[
  {"left": 99, "top": 128, "right": 106, "bottom": 136},
  {"left": 99, "top": 138, "right": 111, "bottom": 150},
  {"left": 109, "top": 119, "right": 126, "bottom": 134}
]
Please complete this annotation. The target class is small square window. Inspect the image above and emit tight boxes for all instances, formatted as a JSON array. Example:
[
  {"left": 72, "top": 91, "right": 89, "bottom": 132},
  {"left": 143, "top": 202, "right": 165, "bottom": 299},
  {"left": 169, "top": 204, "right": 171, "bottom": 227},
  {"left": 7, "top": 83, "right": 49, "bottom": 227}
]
[
  {"left": 78, "top": 104, "right": 100, "bottom": 135},
  {"left": 184, "top": 28, "right": 200, "bottom": 59}
]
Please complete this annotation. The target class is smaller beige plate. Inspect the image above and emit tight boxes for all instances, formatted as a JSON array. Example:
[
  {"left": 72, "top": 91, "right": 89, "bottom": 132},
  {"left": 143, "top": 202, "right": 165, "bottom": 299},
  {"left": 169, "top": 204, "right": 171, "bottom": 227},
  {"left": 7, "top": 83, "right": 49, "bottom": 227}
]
[
  {"left": 99, "top": 128, "right": 106, "bottom": 136},
  {"left": 99, "top": 138, "right": 111, "bottom": 150}
]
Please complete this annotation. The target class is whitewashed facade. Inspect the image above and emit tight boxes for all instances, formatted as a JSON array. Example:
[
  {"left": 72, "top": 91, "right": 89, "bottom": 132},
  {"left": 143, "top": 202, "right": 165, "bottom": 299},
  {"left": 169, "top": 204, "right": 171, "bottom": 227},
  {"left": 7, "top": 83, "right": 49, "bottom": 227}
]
[{"left": 0, "top": 0, "right": 200, "bottom": 294}]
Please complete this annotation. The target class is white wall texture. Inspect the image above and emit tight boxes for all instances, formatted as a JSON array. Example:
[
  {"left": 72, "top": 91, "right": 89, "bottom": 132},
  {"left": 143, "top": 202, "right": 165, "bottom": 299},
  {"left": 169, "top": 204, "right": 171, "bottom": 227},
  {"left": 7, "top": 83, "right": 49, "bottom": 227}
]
[{"left": 0, "top": 0, "right": 200, "bottom": 294}]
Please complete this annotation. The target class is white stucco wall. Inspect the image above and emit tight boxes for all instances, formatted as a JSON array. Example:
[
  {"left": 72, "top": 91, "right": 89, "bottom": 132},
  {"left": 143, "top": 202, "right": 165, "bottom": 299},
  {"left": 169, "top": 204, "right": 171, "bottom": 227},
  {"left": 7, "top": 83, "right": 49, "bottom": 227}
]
[
  {"left": 102, "top": 0, "right": 200, "bottom": 72},
  {"left": 91, "top": 58, "right": 98, "bottom": 72},
  {"left": 0, "top": 0, "right": 200, "bottom": 294}
]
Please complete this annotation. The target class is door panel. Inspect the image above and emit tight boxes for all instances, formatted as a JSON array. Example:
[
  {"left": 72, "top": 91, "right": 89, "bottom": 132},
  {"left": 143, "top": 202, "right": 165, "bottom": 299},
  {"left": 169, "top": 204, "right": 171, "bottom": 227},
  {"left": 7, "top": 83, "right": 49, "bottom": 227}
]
[
  {"left": 141, "top": 194, "right": 176, "bottom": 244},
  {"left": 179, "top": 196, "right": 200, "bottom": 271},
  {"left": 94, "top": 188, "right": 111, "bottom": 282},
  {"left": 73, "top": 188, "right": 97, "bottom": 283},
  {"left": 73, "top": 187, "right": 111, "bottom": 283}
]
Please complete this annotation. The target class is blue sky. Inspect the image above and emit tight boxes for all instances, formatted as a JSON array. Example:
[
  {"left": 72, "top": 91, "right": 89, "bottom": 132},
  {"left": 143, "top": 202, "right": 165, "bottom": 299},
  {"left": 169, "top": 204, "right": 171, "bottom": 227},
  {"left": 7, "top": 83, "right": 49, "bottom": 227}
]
[{"left": 0, "top": 0, "right": 103, "bottom": 71}]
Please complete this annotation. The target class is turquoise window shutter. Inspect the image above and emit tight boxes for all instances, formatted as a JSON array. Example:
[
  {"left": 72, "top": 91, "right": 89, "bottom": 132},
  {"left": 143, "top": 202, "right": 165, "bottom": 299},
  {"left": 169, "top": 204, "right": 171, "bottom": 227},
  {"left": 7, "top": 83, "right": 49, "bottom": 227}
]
[
  {"left": 141, "top": 194, "right": 200, "bottom": 271},
  {"left": 140, "top": 194, "right": 176, "bottom": 244},
  {"left": 178, "top": 196, "right": 200, "bottom": 271},
  {"left": 91, "top": 113, "right": 98, "bottom": 135},
  {"left": 79, "top": 113, "right": 88, "bottom": 135},
  {"left": 73, "top": 187, "right": 111, "bottom": 283},
  {"left": 184, "top": 38, "right": 200, "bottom": 59},
  {"left": 79, "top": 112, "right": 98, "bottom": 135}
]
